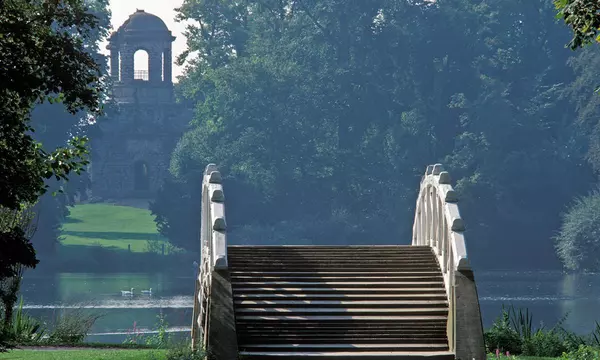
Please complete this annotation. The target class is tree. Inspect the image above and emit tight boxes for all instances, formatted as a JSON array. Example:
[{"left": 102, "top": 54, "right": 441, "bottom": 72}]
[
  {"left": 0, "top": 0, "right": 105, "bottom": 211},
  {"left": 27, "top": 0, "right": 111, "bottom": 257},
  {"left": 0, "top": 0, "right": 105, "bottom": 272},
  {"left": 150, "top": 174, "right": 202, "bottom": 253},
  {"left": 555, "top": 189, "right": 600, "bottom": 271},
  {"left": 167, "top": 0, "right": 596, "bottom": 269},
  {"left": 555, "top": 0, "right": 600, "bottom": 49}
]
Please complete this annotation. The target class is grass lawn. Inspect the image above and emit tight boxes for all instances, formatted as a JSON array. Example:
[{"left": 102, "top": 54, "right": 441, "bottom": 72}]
[
  {"left": 60, "top": 203, "right": 167, "bottom": 253},
  {"left": 487, "top": 356, "right": 560, "bottom": 359},
  {"left": 0, "top": 349, "right": 167, "bottom": 360}
]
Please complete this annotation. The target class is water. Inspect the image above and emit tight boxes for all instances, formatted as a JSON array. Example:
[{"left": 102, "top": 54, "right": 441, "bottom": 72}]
[
  {"left": 477, "top": 270, "right": 600, "bottom": 334},
  {"left": 18, "top": 270, "right": 600, "bottom": 344},
  {"left": 19, "top": 273, "right": 194, "bottom": 344}
]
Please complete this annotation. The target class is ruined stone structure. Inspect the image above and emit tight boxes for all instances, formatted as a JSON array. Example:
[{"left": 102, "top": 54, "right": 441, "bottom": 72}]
[{"left": 91, "top": 10, "right": 190, "bottom": 200}]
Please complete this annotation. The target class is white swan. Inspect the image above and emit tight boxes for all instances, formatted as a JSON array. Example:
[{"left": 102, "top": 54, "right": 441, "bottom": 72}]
[
  {"left": 121, "top": 288, "right": 134, "bottom": 296},
  {"left": 141, "top": 288, "right": 152, "bottom": 295}
]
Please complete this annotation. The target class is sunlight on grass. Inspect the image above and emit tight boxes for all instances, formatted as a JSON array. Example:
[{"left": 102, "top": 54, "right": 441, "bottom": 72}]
[
  {"left": 60, "top": 204, "right": 167, "bottom": 253},
  {"left": 486, "top": 356, "right": 560, "bottom": 360},
  {"left": 0, "top": 349, "right": 167, "bottom": 360}
]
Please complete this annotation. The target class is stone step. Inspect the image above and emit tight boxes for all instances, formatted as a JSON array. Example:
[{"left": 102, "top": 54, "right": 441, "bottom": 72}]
[
  {"left": 230, "top": 245, "right": 451, "bottom": 359},
  {"left": 238, "top": 336, "right": 448, "bottom": 344},
  {"left": 230, "top": 271, "right": 442, "bottom": 276},
  {"left": 240, "top": 328, "right": 446, "bottom": 336},
  {"left": 238, "top": 351, "right": 455, "bottom": 360},
  {"left": 228, "top": 253, "right": 436, "bottom": 258},
  {"left": 236, "top": 315, "right": 448, "bottom": 321},
  {"left": 232, "top": 264, "right": 439, "bottom": 273},
  {"left": 232, "top": 281, "right": 445, "bottom": 289},
  {"left": 238, "top": 319, "right": 447, "bottom": 332},
  {"left": 235, "top": 300, "right": 448, "bottom": 308},
  {"left": 235, "top": 307, "right": 447, "bottom": 316},
  {"left": 234, "top": 293, "right": 447, "bottom": 300},
  {"left": 229, "top": 258, "right": 437, "bottom": 263},
  {"left": 232, "top": 276, "right": 443, "bottom": 282},
  {"left": 228, "top": 245, "right": 431, "bottom": 250},
  {"left": 233, "top": 287, "right": 446, "bottom": 294},
  {"left": 238, "top": 334, "right": 447, "bottom": 338},
  {"left": 239, "top": 343, "right": 450, "bottom": 352},
  {"left": 231, "top": 264, "right": 439, "bottom": 273}
]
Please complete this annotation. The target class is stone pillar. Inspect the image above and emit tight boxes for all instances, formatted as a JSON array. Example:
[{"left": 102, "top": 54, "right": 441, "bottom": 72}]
[
  {"left": 454, "top": 269, "right": 486, "bottom": 360},
  {"left": 120, "top": 47, "right": 135, "bottom": 83},
  {"left": 163, "top": 48, "right": 172, "bottom": 83},
  {"left": 149, "top": 48, "right": 163, "bottom": 83},
  {"left": 109, "top": 48, "right": 120, "bottom": 80},
  {"left": 206, "top": 269, "right": 238, "bottom": 360}
]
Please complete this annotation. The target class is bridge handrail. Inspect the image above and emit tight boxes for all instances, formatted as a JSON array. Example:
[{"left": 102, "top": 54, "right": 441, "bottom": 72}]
[
  {"left": 412, "top": 163, "right": 470, "bottom": 352},
  {"left": 192, "top": 163, "right": 229, "bottom": 351}
]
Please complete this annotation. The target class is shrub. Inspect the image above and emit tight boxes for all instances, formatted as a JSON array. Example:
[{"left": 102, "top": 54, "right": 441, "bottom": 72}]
[
  {"left": 523, "top": 329, "right": 567, "bottom": 357},
  {"left": 46, "top": 308, "right": 102, "bottom": 344},
  {"left": 484, "top": 306, "right": 522, "bottom": 354},
  {"left": 4, "top": 297, "right": 46, "bottom": 344},
  {"left": 560, "top": 344, "right": 600, "bottom": 360},
  {"left": 555, "top": 189, "right": 600, "bottom": 272},
  {"left": 164, "top": 344, "right": 205, "bottom": 360}
]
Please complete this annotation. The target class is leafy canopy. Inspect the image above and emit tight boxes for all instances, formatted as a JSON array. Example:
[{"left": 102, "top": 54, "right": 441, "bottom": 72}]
[
  {"left": 0, "top": 0, "right": 106, "bottom": 278},
  {"left": 0, "top": 0, "right": 105, "bottom": 211},
  {"left": 555, "top": 0, "right": 600, "bottom": 49}
]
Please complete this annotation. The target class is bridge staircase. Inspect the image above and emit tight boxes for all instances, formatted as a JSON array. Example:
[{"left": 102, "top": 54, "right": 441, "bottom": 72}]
[{"left": 191, "top": 164, "right": 486, "bottom": 360}]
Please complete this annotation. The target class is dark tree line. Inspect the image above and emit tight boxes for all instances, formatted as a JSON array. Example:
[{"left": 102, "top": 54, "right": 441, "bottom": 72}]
[{"left": 148, "top": 0, "right": 600, "bottom": 271}]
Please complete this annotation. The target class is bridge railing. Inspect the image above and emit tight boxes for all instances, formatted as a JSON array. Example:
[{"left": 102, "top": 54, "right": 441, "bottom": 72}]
[
  {"left": 412, "top": 163, "right": 471, "bottom": 354},
  {"left": 191, "top": 163, "right": 229, "bottom": 352}
]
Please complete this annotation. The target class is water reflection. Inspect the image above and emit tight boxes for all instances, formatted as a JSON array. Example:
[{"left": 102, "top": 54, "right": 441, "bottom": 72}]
[
  {"left": 477, "top": 270, "right": 600, "bottom": 334},
  {"left": 20, "top": 272, "right": 193, "bottom": 343},
  {"left": 17, "top": 270, "right": 600, "bottom": 343}
]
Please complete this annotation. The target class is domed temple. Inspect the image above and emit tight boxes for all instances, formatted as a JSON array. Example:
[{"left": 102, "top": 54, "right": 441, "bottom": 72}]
[{"left": 91, "top": 10, "right": 191, "bottom": 201}]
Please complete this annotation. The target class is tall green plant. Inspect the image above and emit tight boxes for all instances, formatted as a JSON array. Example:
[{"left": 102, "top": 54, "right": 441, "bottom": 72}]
[
  {"left": 47, "top": 309, "right": 103, "bottom": 344},
  {"left": 506, "top": 304, "right": 534, "bottom": 341},
  {"left": 6, "top": 297, "right": 46, "bottom": 344},
  {"left": 145, "top": 311, "right": 171, "bottom": 349}
]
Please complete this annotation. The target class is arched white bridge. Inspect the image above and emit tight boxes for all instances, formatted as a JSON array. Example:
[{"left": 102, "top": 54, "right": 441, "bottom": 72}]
[{"left": 192, "top": 163, "right": 485, "bottom": 360}]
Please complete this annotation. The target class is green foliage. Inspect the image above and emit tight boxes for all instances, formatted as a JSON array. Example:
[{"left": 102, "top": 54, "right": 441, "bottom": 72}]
[
  {"left": 560, "top": 345, "right": 600, "bottom": 360},
  {"left": 167, "top": 0, "right": 596, "bottom": 269},
  {"left": 565, "top": 45, "right": 600, "bottom": 173},
  {"left": 555, "top": 0, "right": 600, "bottom": 50},
  {"left": 485, "top": 306, "right": 523, "bottom": 354},
  {"left": 484, "top": 304, "right": 600, "bottom": 358},
  {"left": 2, "top": 297, "right": 46, "bottom": 345},
  {"left": 150, "top": 175, "right": 201, "bottom": 253},
  {"left": 0, "top": 0, "right": 106, "bottom": 211},
  {"left": 164, "top": 343, "right": 205, "bottom": 360},
  {"left": 555, "top": 189, "right": 600, "bottom": 271},
  {"left": 123, "top": 313, "right": 172, "bottom": 349},
  {"left": 484, "top": 304, "right": 567, "bottom": 357},
  {"left": 523, "top": 330, "right": 567, "bottom": 357},
  {"left": 46, "top": 309, "right": 102, "bottom": 344},
  {"left": 144, "top": 312, "right": 171, "bottom": 349},
  {"left": 27, "top": 0, "right": 112, "bottom": 259},
  {"left": 0, "top": 206, "right": 38, "bottom": 279},
  {"left": 0, "top": 349, "right": 166, "bottom": 360},
  {"left": 123, "top": 321, "right": 144, "bottom": 346}
]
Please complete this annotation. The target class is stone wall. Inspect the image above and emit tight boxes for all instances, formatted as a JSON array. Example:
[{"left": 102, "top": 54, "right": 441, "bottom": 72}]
[{"left": 91, "top": 103, "right": 191, "bottom": 200}]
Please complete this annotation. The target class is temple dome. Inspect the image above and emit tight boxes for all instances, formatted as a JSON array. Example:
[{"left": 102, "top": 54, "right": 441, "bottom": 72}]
[{"left": 121, "top": 9, "right": 169, "bottom": 32}]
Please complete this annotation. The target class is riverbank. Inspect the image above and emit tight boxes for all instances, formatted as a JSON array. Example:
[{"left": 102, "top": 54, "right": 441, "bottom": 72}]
[{"left": 32, "top": 203, "right": 198, "bottom": 274}]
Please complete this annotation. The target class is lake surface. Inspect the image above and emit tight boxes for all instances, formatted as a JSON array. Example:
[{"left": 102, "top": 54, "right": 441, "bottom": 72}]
[{"left": 18, "top": 270, "right": 600, "bottom": 344}]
